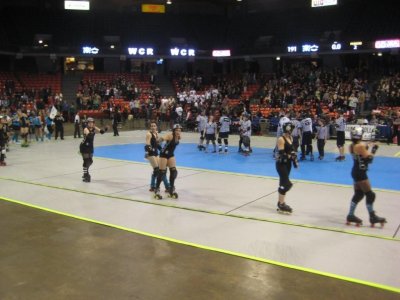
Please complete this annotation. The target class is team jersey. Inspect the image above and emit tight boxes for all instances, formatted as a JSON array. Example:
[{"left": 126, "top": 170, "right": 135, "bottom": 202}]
[
  {"left": 317, "top": 126, "right": 328, "bottom": 140},
  {"left": 196, "top": 115, "right": 207, "bottom": 132},
  {"left": 161, "top": 136, "right": 179, "bottom": 157},
  {"left": 80, "top": 128, "right": 95, "bottom": 153},
  {"left": 219, "top": 116, "right": 231, "bottom": 133},
  {"left": 205, "top": 122, "right": 217, "bottom": 134},
  {"left": 336, "top": 116, "right": 346, "bottom": 131},
  {"left": 240, "top": 120, "right": 252, "bottom": 137},
  {"left": 300, "top": 118, "right": 313, "bottom": 132},
  {"left": 291, "top": 119, "right": 301, "bottom": 137}
]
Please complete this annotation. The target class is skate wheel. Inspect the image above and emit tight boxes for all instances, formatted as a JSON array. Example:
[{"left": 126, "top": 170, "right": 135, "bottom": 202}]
[
  {"left": 356, "top": 223, "right": 361, "bottom": 227},
  {"left": 370, "top": 223, "right": 375, "bottom": 228}
]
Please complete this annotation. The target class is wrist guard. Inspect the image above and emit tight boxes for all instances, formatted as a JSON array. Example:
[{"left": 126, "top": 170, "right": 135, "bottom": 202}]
[
  {"left": 278, "top": 150, "right": 289, "bottom": 164},
  {"left": 371, "top": 144, "right": 379, "bottom": 154},
  {"left": 290, "top": 151, "right": 299, "bottom": 168}
]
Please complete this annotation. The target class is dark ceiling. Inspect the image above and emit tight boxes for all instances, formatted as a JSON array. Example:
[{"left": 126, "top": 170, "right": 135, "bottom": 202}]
[{"left": 0, "top": 0, "right": 338, "bottom": 13}]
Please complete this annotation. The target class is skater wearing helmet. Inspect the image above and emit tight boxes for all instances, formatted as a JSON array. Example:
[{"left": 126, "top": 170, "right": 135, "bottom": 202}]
[
  {"left": 346, "top": 127, "right": 386, "bottom": 227},
  {"left": 145, "top": 121, "right": 170, "bottom": 192},
  {"left": 276, "top": 122, "right": 298, "bottom": 214},
  {"left": 154, "top": 124, "right": 182, "bottom": 199},
  {"left": 79, "top": 117, "right": 108, "bottom": 182},
  {"left": 238, "top": 112, "right": 252, "bottom": 155}
]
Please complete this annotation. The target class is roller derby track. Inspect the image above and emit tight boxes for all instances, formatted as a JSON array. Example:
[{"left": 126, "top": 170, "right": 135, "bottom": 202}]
[{"left": 1, "top": 130, "right": 399, "bottom": 295}]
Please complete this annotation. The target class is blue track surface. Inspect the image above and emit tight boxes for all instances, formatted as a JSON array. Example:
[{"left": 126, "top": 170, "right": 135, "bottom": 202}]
[{"left": 95, "top": 143, "right": 400, "bottom": 191}]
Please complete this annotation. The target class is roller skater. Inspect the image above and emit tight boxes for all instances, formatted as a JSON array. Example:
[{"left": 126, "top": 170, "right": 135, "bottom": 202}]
[
  {"left": 154, "top": 124, "right": 182, "bottom": 199},
  {"left": 145, "top": 121, "right": 170, "bottom": 192},
  {"left": 275, "top": 122, "right": 298, "bottom": 214},
  {"left": 217, "top": 110, "right": 231, "bottom": 153},
  {"left": 196, "top": 111, "right": 207, "bottom": 151},
  {"left": 239, "top": 112, "right": 252, "bottom": 155},
  {"left": 79, "top": 118, "right": 108, "bottom": 182},
  {"left": 204, "top": 115, "right": 217, "bottom": 153},
  {"left": 299, "top": 112, "right": 313, "bottom": 161},
  {"left": 346, "top": 126, "right": 386, "bottom": 227},
  {"left": 335, "top": 110, "right": 346, "bottom": 161}
]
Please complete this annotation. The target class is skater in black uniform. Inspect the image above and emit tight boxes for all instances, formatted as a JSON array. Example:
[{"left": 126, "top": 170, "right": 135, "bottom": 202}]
[
  {"left": 154, "top": 124, "right": 181, "bottom": 199},
  {"left": 79, "top": 118, "right": 108, "bottom": 182},
  {"left": 145, "top": 121, "right": 170, "bottom": 192},
  {"left": 346, "top": 127, "right": 386, "bottom": 227},
  {"left": 276, "top": 122, "right": 298, "bottom": 213}
]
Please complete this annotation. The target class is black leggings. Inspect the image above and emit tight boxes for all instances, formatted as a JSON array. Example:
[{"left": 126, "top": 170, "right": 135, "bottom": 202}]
[{"left": 276, "top": 162, "right": 292, "bottom": 195}]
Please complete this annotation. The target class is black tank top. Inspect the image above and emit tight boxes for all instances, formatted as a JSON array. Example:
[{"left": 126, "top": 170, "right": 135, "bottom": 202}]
[
  {"left": 81, "top": 128, "right": 95, "bottom": 151},
  {"left": 161, "top": 134, "right": 179, "bottom": 156},
  {"left": 282, "top": 136, "right": 293, "bottom": 155},
  {"left": 150, "top": 132, "right": 158, "bottom": 149},
  {"left": 350, "top": 144, "right": 369, "bottom": 172}
]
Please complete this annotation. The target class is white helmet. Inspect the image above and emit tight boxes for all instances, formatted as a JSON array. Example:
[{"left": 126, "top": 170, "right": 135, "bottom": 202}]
[{"left": 351, "top": 126, "right": 363, "bottom": 140}]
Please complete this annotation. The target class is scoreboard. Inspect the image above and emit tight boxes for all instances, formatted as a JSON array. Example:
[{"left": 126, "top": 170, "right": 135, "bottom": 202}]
[{"left": 311, "top": 0, "right": 338, "bottom": 7}]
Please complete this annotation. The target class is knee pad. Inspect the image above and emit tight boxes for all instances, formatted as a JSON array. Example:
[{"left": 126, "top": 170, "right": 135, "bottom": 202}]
[
  {"left": 352, "top": 189, "right": 364, "bottom": 204},
  {"left": 169, "top": 167, "right": 178, "bottom": 180},
  {"left": 365, "top": 191, "right": 376, "bottom": 205},
  {"left": 217, "top": 138, "right": 222, "bottom": 144},
  {"left": 153, "top": 167, "right": 159, "bottom": 177},
  {"left": 278, "top": 181, "right": 293, "bottom": 195}
]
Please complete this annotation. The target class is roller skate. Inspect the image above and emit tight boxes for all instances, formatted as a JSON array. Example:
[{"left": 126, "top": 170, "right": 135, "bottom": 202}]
[
  {"left": 149, "top": 186, "right": 155, "bottom": 192},
  {"left": 154, "top": 188, "right": 162, "bottom": 200},
  {"left": 82, "top": 174, "right": 91, "bottom": 182},
  {"left": 310, "top": 154, "right": 314, "bottom": 161},
  {"left": 197, "top": 145, "right": 202, "bottom": 151},
  {"left": 300, "top": 155, "right": 306, "bottom": 161},
  {"left": 167, "top": 186, "right": 178, "bottom": 199},
  {"left": 335, "top": 156, "right": 345, "bottom": 162},
  {"left": 277, "top": 202, "right": 292, "bottom": 214},
  {"left": 346, "top": 214, "right": 362, "bottom": 227},
  {"left": 0, "top": 161, "right": 6, "bottom": 166},
  {"left": 318, "top": 156, "right": 324, "bottom": 160},
  {"left": 369, "top": 212, "right": 387, "bottom": 228}
]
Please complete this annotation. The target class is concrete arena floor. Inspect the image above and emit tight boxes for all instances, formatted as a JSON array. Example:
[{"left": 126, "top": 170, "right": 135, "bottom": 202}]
[
  {"left": 0, "top": 201, "right": 399, "bottom": 300},
  {"left": 0, "top": 127, "right": 399, "bottom": 299}
]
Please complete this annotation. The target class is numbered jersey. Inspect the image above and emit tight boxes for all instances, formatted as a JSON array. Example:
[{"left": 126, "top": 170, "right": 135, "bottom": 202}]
[
  {"left": 336, "top": 116, "right": 346, "bottom": 132},
  {"left": 219, "top": 116, "right": 231, "bottom": 133},
  {"left": 197, "top": 115, "right": 207, "bottom": 132},
  {"left": 300, "top": 118, "right": 312, "bottom": 132}
]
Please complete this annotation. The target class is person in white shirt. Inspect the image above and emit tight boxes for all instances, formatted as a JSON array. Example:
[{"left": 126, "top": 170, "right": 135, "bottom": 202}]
[{"left": 74, "top": 112, "right": 81, "bottom": 138}]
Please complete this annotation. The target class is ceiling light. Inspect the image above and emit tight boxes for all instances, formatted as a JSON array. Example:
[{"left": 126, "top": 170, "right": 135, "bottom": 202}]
[
  {"left": 166, "top": 0, "right": 172, "bottom": 4},
  {"left": 276, "top": 56, "right": 281, "bottom": 61},
  {"left": 110, "top": 45, "right": 115, "bottom": 49},
  {"left": 38, "top": 40, "right": 43, "bottom": 44}
]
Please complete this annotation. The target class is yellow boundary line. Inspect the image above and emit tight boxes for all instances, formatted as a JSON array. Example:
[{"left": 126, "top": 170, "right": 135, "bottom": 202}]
[
  {"left": 0, "top": 176, "right": 398, "bottom": 242},
  {"left": 96, "top": 156, "right": 400, "bottom": 195},
  {"left": 0, "top": 195, "right": 399, "bottom": 294}
]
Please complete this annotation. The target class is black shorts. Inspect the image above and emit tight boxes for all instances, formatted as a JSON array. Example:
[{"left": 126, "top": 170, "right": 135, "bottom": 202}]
[
  {"left": 160, "top": 153, "right": 174, "bottom": 160},
  {"left": 218, "top": 132, "right": 229, "bottom": 139},
  {"left": 205, "top": 133, "right": 216, "bottom": 141},
  {"left": 302, "top": 131, "right": 312, "bottom": 145},
  {"left": 352, "top": 170, "right": 368, "bottom": 182},
  {"left": 337, "top": 131, "right": 345, "bottom": 147}
]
